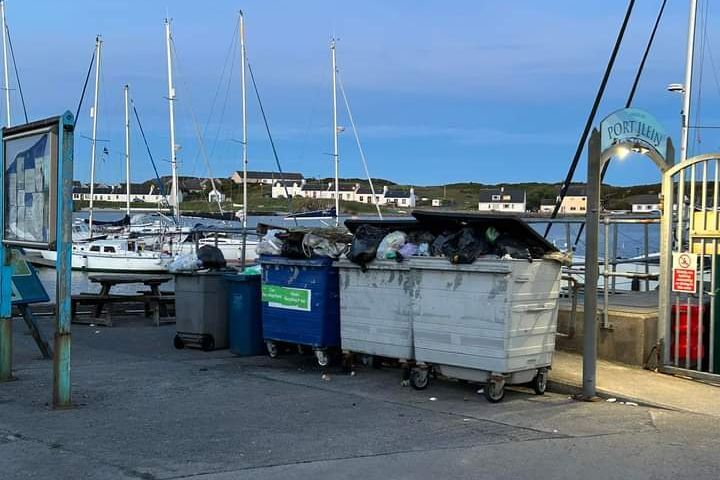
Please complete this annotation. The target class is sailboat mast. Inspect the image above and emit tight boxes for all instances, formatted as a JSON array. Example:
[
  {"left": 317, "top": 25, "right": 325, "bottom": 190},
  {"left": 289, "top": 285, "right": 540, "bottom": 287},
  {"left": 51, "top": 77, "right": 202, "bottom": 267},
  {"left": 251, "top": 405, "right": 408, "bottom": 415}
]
[
  {"left": 124, "top": 84, "right": 131, "bottom": 216},
  {"left": 240, "top": 11, "right": 248, "bottom": 229},
  {"left": 331, "top": 38, "right": 339, "bottom": 227},
  {"left": 88, "top": 35, "right": 102, "bottom": 235},
  {"left": 165, "top": 18, "right": 180, "bottom": 223},
  {"left": 1, "top": 0, "right": 10, "bottom": 127},
  {"left": 680, "top": 0, "right": 698, "bottom": 162}
]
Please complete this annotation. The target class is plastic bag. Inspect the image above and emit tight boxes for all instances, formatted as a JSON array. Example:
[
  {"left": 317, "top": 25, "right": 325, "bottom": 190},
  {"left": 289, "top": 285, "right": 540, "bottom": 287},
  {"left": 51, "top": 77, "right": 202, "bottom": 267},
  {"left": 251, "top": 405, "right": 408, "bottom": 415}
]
[
  {"left": 398, "top": 242, "right": 418, "bottom": 258},
  {"left": 376, "top": 231, "right": 407, "bottom": 260},
  {"left": 197, "top": 245, "right": 227, "bottom": 269},
  {"left": 241, "top": 264, "right": 262, "bottom": 275},
  {"left": 302, "top": 233, "right": 349, "bottom": 259},
  {"left": 168, "top": 253, "right": 201, "bottom": 273},
  {"left": 256, "top": 229, "right": 285, "bottom": 256},
  {"left": 347, "top": 225, "right": 387, "bottom": 269},
  {"left": 441, "top": 228, "right": 489, "bottom": 264},
  {"left": 417, "top": 243, "right": 430, "bottom": 256},
  {"left": 279, "top": 231, "right": 309, "bottom": 259}
]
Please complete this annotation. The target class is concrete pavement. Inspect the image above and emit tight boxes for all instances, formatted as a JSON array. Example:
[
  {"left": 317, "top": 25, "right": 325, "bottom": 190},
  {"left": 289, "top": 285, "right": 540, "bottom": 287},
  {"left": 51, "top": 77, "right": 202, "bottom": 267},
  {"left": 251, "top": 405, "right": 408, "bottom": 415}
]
[{"left": 2, "top": 316, "right": 720, "bottom": 479}]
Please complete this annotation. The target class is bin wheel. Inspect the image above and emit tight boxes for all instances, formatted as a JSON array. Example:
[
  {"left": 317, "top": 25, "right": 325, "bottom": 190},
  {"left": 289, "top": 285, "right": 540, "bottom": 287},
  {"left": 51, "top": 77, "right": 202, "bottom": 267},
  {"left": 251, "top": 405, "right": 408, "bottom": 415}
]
[
  {"left": 201, "top": 335, "right": 215, "bottom": 352},
  {"left": 315, "top": 350, "right": 329, "bottom": 367},
  {"left": 410, "top": 367, "right": 430, "bottom": 390},
  {"left": 173, "top": 335, "right": 185, "bottom": 350},
  {"left": 484, "top": 379, "right": 505, "bottom": 403},
  {"left": 532, "top": 368, "right": 548, "bottom": 395},
  {"left": 266, "top": 342, "right": 279, "bottom": 358}
]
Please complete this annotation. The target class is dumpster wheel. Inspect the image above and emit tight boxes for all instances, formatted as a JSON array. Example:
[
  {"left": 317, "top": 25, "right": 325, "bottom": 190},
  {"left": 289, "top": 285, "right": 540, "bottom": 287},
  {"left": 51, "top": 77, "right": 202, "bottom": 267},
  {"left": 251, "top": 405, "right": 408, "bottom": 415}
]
[
  {"left": 315, "top": 349, "right": 329, "bottom": 367},
  {"left": 173, "top": 335, "right": 185, "bottom": 350},
  {"left": 409, "top": 367, "right": 430, "bottom": 390},
  {"left": 266, "top": 341, "right": 279, "bottom": 358},
  {"left": 532, "top": 368, "right": 548, "bottom": 395},
  {"left": 484, "top": 379, "right": 505, "bottom": 403}
]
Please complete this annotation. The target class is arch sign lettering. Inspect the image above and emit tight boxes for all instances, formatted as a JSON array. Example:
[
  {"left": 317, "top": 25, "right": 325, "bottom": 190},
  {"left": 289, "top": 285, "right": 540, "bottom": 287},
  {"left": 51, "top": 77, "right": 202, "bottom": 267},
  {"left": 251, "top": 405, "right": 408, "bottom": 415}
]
[{"left": 600, "top": 108, "right": 668, "bottom": 161}]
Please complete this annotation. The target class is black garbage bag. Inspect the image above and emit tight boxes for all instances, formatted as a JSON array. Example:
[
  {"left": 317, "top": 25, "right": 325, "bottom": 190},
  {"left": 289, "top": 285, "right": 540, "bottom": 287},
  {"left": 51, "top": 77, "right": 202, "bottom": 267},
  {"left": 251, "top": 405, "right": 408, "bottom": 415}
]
[
  {"left": 440, "top": 227, "right": 490, "bottom": 264},
  {"left": 197, "top": 245, "right": 227, "bottom": 270},
  {"left": 430, "top": 231, "right": 453, "bottom": 256},
  {"left": 347, "top": 224, "right": 387, "bottom": 269},
  {"left": 279, "top": 231, "right": 309, "bottom": 259},
  {"left": 495, "top": 233, "right": 544, "bottom": 261}
]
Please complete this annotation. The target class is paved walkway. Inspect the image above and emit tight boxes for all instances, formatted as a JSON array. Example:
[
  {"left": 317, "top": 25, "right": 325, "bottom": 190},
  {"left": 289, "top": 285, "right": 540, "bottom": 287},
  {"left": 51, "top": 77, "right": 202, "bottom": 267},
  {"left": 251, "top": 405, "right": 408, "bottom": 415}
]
[{"left": 550, "top": 350, "right": 720, "bottom": 417}]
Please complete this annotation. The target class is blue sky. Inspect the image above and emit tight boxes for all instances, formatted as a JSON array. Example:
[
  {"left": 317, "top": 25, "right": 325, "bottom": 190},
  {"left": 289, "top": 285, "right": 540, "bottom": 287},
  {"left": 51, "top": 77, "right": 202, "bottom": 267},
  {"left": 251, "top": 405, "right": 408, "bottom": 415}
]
[{"left": 4, "top": 1, "right": 714, "bottom": 186}]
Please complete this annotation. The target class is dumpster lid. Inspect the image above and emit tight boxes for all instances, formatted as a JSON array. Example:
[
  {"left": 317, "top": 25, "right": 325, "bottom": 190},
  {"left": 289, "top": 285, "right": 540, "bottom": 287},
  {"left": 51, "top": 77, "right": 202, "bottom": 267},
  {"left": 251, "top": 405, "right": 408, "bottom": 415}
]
[
  {"left": 411, "top": 210, "right": 559, "bottom": 253},
  {"left": 344, "top": 218, "right": 418, "bottom": 234}
]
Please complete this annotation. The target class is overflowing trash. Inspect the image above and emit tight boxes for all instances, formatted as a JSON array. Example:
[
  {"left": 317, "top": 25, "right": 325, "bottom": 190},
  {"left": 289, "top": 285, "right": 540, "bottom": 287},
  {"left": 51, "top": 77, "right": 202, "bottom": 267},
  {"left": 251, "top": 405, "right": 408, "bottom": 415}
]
[
  {"left": 169, "top": 253, "right": 202, "bottom": 272},
  {"left": 197, "top": 245, "right": 227, "bottom": 270},
  {"left": 256, "top": 227, "right": 352, "bottom": 260},
  {"left": 344, "top": 211, "right": 571, "bottom": 269}
]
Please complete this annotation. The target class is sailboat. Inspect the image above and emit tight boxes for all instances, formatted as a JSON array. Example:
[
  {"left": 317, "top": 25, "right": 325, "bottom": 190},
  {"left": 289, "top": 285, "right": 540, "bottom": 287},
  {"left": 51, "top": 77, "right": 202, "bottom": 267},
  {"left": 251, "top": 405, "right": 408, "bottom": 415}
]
[{"left": 40, "top": 38, "right": 172, "bottom": 271}]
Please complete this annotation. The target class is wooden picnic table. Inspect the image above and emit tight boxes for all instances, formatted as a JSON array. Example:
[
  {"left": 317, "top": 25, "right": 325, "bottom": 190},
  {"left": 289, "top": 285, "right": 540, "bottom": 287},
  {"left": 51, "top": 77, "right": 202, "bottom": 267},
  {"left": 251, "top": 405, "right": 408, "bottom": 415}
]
[{"left": 72, "top": 274, "right": 174, "bottom": 327}]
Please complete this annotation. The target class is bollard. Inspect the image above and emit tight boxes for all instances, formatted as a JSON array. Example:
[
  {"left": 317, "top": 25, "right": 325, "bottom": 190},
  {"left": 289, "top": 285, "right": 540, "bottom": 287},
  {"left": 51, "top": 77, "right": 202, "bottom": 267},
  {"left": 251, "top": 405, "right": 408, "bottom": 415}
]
[{"left": 0, "top": 316, "right": 12, "bottom": 382}]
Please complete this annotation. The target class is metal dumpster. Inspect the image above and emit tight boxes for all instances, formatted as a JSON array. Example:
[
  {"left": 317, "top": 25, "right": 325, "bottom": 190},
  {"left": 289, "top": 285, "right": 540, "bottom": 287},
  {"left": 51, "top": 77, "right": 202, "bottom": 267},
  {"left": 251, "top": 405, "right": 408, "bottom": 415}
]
[
  {"left": 260, "top": 255, "right": 340, "bottom": 366},
  {"left": 173, "top": 271, "right": 230, "bottom": 351},
  {"left": 409, "top": 256, "right": 562, "bottom": 402},
  {"left": 336, "top": 259, "right": 415, "bottom": 361},
  {"left": 225, "top": 273, "right": 265, "bottom": 356}
]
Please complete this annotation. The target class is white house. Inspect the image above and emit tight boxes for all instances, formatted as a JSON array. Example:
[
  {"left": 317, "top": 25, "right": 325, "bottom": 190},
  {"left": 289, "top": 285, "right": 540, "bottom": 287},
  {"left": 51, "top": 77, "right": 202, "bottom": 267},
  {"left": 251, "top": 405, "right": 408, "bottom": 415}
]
[
  {"left": 384, "top": 188, "right": 416, "bottom": 208},
  {"left": 271, "top": 180, "right": 306, "bottom": 198},
  {"left": 72, "top": 182, "right": 165, "bottom": 204},
  {"left": 478, "top": 187, "right": 526, "bottom": 213},
  {"left": 431, "top": 199, "right": 443, "bottom": 207},
  {"left": 629, "top": 194, "right": 660, "bottom": 213},
  {"left": 208, "top": 188, "right": 226, "bottom": 203}
]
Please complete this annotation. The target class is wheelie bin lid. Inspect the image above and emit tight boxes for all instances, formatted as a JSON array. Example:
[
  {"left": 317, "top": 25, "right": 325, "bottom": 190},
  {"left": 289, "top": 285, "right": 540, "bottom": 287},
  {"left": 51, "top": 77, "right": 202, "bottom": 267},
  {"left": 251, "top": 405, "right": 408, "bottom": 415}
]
[
  {"left": 224, "top": 273, "right": 261, "bottom": 283},
  {"left": 411, "top": 210, "right": 559, "bottom": 253},
  {"left": 259, "top": 254, "right": 335, "bottom": 267}
]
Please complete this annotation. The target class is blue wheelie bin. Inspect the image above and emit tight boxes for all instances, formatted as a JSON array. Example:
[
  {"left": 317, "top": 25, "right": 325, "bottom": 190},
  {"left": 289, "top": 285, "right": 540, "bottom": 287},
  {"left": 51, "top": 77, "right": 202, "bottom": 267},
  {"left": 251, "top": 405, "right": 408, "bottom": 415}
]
[
  {"left": 259, "top": 255, "right": 340, "bottom": 366},
  {"left": 225, "top": 273, "right": 265, "bottom": 356}
]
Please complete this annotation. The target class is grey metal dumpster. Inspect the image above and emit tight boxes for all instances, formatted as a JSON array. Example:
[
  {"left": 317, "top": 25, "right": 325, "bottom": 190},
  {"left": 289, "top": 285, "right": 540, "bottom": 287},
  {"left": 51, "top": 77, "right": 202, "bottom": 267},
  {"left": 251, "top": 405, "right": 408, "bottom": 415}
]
[
  {"left": 173, "top": 271, "right": 230, "bottom": 351},
  {"left": 336, "top": 259, "right": 415, "bottom": 361},
  {"left": 410, "top": 256, "right": 562, "bottom": 402}
]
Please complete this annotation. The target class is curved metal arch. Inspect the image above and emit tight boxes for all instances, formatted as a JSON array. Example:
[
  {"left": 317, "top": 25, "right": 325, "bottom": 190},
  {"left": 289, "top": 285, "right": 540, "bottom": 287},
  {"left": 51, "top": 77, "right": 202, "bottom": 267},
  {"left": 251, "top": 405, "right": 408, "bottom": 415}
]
[
  {"left": 665, "top": 152, "right": 720, "bottom": 177},
  {"left": 600, "top": 141, "right": 671, "bottom": 173}
]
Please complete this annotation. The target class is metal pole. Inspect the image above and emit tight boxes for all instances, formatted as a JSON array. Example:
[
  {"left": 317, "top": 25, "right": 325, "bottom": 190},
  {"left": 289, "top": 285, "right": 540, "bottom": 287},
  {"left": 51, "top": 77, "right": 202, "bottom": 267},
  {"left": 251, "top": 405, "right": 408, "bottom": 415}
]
[
  {"left": 680, "top": 0, "right": 698, "bottom": 162},
  {"left": 165, "top": 18, "right": 180, "bottom": 223},
  {"left": 239, "top": 11, "right": 248, "bottom": 268},
  {"left": 603, "top": 216, "right": 610, "bottom": 328},
  {"left": 88, "top": 36, "right": 102, "bottom": 234},
  {"left": 611, "top": 222, "right": 618, "bottom": 294},
  {"left": 331, "top": 38, "right": 339, "bottom": 227},
  {"left": 1, "top": 0, "right": 10, "bottom": 127},
  {"left": 54, "top": 111, "right": 75, "bottom": 409},
  {"left": 583, "top": 129, "right": 602, "bottom": 398},
  {"left": 658, "top": 140, "right": 675, "bottom": 366},
  {"left": 124, "top": 84, "right": 131, "bottom": 216},
  {"left": 644, "top": 222, "right": 650, "bottom": 291}
]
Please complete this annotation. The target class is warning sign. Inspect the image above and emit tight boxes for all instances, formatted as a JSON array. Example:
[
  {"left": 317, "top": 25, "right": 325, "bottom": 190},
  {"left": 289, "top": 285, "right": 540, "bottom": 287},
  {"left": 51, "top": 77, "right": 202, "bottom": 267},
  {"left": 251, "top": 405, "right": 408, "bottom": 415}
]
[{"left": 672, "top": 252, "right": 698, "bottom": 294}]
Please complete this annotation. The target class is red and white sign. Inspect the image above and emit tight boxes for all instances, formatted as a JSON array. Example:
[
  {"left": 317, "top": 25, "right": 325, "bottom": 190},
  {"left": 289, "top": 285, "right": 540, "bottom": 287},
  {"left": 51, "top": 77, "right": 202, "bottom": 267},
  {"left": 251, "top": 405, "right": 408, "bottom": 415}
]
[{"left": 672, "top": 252, "right": 698, "bottom": 294}]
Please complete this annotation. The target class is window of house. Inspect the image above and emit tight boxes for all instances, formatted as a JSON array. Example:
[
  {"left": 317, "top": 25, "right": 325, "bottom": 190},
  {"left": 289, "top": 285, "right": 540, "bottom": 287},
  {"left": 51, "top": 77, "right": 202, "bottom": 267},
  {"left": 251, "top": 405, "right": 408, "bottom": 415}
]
[
  {"left": 570, "top": 207, "right": 576, "bottom": 211},
  {"left": 502, "top": 195, "right": 511, "bottom": 201},
  {"left": 503, "top": 204, "right": 510, "bottom": 208},
  {"left": 491, "top": 194, "right": 501, "bottom": 201}
]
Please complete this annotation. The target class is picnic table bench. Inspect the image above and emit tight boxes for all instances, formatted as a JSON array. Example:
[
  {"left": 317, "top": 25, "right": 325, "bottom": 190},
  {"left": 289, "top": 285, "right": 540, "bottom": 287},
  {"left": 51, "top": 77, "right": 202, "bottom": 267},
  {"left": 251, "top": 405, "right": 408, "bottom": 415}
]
[{"left": 71, "top": 274, "right": 174, "bottom": 327}]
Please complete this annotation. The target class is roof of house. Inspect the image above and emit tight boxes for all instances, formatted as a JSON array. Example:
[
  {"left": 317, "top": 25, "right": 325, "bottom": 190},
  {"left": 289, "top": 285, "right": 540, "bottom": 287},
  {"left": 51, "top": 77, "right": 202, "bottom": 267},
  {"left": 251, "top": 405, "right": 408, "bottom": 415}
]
[
  {"left": 627, "top": 194, "right": 660, "bottom": 205},
  {"left": 113, "top": 183, "right": 151, "bottom": 195},
  {"left": 301, "top": 182, "right": 330, "bottom": 191},
  {"left": 557, "top": 184, "right": 587, "bottom": 197},
  {"left": 478, "top": 188, "right": 525, "bottom": 203},
  {"left": 384, "top": 189, "right": 413, "bottom": 199},
  {"left": 356, "top": 187, "right": 381, "bottom": 195},
  {"left": 234, "top": 171, "right": 304, "bottom": 180}
]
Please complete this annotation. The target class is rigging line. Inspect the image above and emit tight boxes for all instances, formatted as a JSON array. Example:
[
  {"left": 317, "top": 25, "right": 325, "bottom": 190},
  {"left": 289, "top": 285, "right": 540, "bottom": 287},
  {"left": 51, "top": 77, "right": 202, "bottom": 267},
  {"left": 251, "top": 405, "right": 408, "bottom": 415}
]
[
  {"left": 193, "top": 20, "right": 239, "bottom": 174},
  {"left": 74, "top": 46, "right": 96, "bottom": 128},
  {"left": 246, "top": 60, "right": 297, "bottom": 225},
  {"left": 573, "top": 0, "right": 665, "bottom": 247},
  {"left": 703, "top": 29, "right": 720, "bottom": 99},
  {"left": 169, "top": 38, "right": 225, "bottom": 217},
  {"left": 131, "top": 100, "right": 172, "bottom": 211},
  {"left": 543, "top": 0, "right": 636, "bottom": 238},
  {"left": 691, "top": 0, "right": 710, "bottom": 153},
  {"left": 336, "top": 71, "right": 382, "bottom": 219},
  {"left": 5, "top": 23, "right": 26, "bottom": 123},
  {"left": 207, "top": 26, "right": 238, "bottom": 162}
]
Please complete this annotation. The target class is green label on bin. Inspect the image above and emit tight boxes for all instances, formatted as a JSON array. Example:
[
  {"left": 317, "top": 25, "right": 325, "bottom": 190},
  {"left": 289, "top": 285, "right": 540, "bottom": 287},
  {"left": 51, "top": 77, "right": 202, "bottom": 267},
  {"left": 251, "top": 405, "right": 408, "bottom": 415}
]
[{"left": 262, "top": 285, "right": 312, "bottom": 312}]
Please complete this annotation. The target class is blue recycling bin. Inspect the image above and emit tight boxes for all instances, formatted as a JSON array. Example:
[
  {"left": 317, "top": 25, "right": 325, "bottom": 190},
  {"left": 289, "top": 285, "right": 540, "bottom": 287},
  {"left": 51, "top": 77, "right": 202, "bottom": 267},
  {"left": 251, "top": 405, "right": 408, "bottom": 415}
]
[
  {"left": 225, "top": 273, "right": 265, "bottom": 356},
  {"left": 260, "top": 255, "right": 340, "bottom": 365}
]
